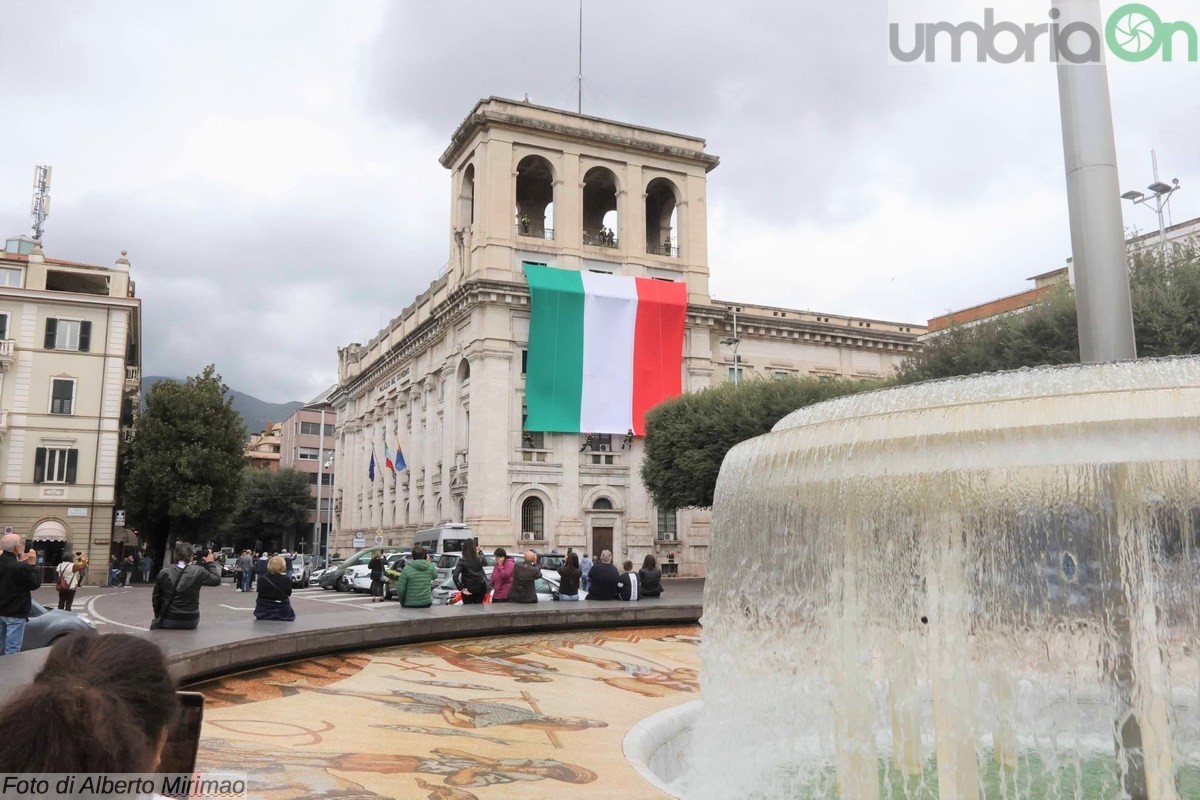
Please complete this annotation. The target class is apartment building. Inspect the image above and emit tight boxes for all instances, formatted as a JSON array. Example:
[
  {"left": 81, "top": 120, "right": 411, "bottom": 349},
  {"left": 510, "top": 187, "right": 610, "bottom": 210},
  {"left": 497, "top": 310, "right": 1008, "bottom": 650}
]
[{"left": 0, "top": 235, "right": 141, "bottom": 578}]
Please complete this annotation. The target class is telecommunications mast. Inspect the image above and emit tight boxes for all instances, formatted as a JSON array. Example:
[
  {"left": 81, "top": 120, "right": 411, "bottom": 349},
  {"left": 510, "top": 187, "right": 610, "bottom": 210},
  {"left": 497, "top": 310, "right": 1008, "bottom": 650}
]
[{"left": 31, "top": 165, "right": 52, "bottom": 242}]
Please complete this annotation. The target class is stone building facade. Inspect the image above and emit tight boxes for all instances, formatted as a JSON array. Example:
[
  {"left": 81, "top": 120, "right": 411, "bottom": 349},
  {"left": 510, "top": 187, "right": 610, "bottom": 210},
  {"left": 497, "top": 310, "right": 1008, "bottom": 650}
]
[
  {"left": 331, "top": 98, "right": 924, "bottom": 575},
  {"left": 0, "top": 235, "right": 141, "bottom": 578}
]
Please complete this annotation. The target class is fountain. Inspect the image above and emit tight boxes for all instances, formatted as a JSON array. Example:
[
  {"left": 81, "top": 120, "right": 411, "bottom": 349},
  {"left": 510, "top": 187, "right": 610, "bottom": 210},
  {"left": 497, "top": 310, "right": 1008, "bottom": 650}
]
[
  {"left": 651, "top": 359, "right": 1200, "bottom": 799},
  {"left": 624, "top": 4, "right": 1193, "bottom": 797}
]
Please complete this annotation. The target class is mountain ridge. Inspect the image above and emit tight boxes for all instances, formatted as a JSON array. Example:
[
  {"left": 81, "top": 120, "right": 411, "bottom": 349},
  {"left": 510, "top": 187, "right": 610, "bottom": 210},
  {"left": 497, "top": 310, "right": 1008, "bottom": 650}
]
[{"left": 142, "top": 375, "right": 304, "bottom": 437}]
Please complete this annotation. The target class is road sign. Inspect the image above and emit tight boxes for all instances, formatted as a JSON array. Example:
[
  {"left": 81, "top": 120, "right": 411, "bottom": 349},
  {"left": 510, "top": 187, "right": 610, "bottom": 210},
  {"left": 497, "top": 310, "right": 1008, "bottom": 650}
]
[
  {"left": 114, "top": 510, "right": 126, "bottom": 527},
  {"left": 374, "top": 534, "right": 384, "bottom": 546}
]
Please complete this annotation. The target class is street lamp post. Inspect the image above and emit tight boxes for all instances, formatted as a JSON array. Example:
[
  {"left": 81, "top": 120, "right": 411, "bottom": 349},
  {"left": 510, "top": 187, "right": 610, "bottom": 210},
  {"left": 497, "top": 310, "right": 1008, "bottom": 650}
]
[{"left": 1121, "top": 150, "right": 1181, "bottom": 256}]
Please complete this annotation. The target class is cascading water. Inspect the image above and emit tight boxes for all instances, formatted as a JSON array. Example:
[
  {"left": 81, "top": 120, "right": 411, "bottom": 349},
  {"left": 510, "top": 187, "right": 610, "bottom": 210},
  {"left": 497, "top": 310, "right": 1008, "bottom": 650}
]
[{"left": 677, "top": 359, "right": 1200, "bottom": 800}]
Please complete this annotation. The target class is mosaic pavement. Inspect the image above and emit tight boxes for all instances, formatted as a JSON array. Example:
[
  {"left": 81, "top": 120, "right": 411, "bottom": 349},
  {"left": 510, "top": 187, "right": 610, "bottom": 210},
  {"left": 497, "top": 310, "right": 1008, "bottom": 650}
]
[{"left": 190, "top": 625, "right": 701, "bottom": 799}]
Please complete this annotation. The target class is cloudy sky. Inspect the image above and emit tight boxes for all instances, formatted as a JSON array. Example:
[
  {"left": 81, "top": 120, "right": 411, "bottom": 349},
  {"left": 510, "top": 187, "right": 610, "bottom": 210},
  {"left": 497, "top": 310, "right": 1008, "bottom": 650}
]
[{"left": 2, "top": 0, "right": 1197, "bottom": 403}]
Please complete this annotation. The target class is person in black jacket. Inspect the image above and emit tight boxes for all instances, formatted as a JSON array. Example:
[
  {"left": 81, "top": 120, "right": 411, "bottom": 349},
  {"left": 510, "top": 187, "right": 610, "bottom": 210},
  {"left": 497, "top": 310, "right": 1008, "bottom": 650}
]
[
  {"left": 638, "top": 554, "right": 663, "bottom": 599},
  {"left": 255, "top": 556, "right": 296, "bottom": 621},
  {"left": 452, "top": 540, "right": 490, "bottom": 604},
  {"left": 585, "top": 550, "right": 621, "bottom": 601},
  {"left": 151, "top": 542, "right": 222, "bottom": 630},
  {"left": 367, "top": 550, "right": 386, "bottom": 603},
  {"left": 0, "top": 533, "right": 42, "bottom": 655},
  {"left": 508, "top": 551, "right": 542, "bottom": 604}
]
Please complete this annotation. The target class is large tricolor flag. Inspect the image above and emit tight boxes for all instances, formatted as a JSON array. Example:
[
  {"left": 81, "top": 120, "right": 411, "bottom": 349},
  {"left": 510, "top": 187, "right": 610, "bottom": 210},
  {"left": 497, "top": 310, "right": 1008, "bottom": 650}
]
[{"left": 523, "top": 264, "right": 687, "bottom": 435}]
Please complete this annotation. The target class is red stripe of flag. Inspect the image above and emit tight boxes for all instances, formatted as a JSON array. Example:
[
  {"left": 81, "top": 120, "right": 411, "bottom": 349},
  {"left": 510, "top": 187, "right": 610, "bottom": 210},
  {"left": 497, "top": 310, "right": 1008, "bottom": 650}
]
[{"left": 631, "top": 277, "right": 688, "bottom": 435}]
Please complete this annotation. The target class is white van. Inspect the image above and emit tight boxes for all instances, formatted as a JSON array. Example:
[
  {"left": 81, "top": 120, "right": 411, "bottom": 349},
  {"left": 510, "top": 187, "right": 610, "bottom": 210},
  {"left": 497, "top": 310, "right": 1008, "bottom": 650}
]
[{"left": 413, "top": 524, "right": 474, "bottom": 557}]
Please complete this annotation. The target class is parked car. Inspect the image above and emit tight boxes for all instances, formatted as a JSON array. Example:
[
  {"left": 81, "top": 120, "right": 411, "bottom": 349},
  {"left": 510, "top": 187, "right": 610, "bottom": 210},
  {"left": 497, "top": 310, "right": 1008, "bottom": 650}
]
[
  {"left": 291, "top": 555, "right": 317, "bottom": 587},
  {"left": 22, "top": 599, "right": 97, "bottom": 651},
  {"left": 312, "top": 559, "right": 345, "bottom": 588},
  {"left": 434, "top": 552, "right": 498, "bottom": 587},
  {"left": 345, "top": 551, "right": 410, "bottom": 594},
  {"left": 317, "top": 545, "right": 393, "bottom": 591},
  {"left": 535, "top": 551, "right": 567, "bottom": 570}
]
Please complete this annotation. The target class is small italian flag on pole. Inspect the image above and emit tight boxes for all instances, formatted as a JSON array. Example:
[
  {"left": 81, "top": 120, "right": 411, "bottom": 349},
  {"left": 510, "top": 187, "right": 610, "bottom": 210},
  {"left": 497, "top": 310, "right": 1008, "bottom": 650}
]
[{"left": 523, "top": 264, "right": 687, "bottom": 435}]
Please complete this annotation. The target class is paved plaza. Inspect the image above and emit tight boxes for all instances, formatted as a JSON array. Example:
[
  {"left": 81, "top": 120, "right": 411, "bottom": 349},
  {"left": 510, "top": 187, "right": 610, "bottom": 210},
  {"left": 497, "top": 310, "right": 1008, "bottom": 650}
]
[
  {"left": 29, "top": 577, "right": 705, "bottom": 631},
  {"left": 188, "top": 626, "right": 700, "bottom": 799}
]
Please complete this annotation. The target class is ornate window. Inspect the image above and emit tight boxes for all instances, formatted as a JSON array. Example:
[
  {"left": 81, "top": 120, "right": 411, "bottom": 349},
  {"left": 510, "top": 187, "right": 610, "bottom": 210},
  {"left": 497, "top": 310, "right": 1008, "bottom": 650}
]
[{"left": 521, "top": 497, "right": 545, "bottom": 539}]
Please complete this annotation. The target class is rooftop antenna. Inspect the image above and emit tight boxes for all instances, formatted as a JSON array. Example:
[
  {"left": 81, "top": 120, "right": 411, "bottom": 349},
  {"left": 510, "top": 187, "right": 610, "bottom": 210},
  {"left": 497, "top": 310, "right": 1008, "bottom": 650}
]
[
  {"left": 577, "top": 0, "right": 583, "bottom": 113},
  {"left": 31, "top": 165, "right": 52, "bottom": 242}
]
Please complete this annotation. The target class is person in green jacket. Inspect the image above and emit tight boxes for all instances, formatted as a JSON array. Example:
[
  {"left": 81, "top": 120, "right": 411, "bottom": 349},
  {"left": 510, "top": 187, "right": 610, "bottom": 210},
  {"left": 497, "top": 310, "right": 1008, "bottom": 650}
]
[{"left": 393, "top": 546, "right": 437, "bottom": 609}]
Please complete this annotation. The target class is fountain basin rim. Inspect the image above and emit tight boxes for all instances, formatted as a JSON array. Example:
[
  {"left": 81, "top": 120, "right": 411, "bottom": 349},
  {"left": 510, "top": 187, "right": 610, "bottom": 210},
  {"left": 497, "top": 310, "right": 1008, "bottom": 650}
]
[
  {"left": 772, "top": 357, "right": 1200, "bottom": 433},
  {"left": 623, "top": 699, "right": 702, "bottom": 799}
]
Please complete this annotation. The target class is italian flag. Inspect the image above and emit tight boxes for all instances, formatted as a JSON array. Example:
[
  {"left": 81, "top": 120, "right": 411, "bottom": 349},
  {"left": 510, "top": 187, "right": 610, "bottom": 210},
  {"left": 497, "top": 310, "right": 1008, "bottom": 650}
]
[{"left": 524, "top": 264, "right": 688, "bottom": 435}]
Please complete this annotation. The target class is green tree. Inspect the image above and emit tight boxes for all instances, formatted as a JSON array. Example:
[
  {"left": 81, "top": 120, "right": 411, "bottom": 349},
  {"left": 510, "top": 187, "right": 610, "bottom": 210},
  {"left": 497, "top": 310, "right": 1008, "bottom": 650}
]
[
  {"left": 899, "top": 243, "right": 1200, "bottom": 384},
  {"left": 641, "top": 376, "right": 873, "bottom": 510},
  {"left": 231, "top": 467, "right": 315, "bottom": 549},
  {"left": 125, "top": 366, "right": 246, "bottom": 564}
]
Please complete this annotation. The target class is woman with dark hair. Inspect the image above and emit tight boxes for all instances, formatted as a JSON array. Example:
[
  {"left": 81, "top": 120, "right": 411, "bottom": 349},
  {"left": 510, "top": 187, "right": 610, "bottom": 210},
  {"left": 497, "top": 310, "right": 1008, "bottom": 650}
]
[
  {"left": 0, "top": 632, "right": 179, "bottom": 772},
  {"left": 639, "top": 554, "right": 663, "bottom": 599},
  {"left": 557, "top": 552, "right": 582, "bottom": 601},
  {"left": 452, "top": 539, "right": 489, "bottom": 604},
  {"left": 255, "top": 555, "right": 296, "bottom": 621},
  {"left": 367, "top": 549, "right": 386, "bottom": 603},
  {"left": 491, "top": 547, "right": 514, "bottom": 603}
]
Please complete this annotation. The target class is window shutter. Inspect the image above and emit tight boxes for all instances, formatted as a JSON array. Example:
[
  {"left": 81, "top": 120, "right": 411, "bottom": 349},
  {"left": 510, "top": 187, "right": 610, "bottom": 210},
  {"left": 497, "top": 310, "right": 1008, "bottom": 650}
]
[
  {"left": 33, "top": 448, "right": 46, "bottom": 483},
  {"left": 79, "top": 321, "right": 92, "bottom": 353},
  {"left": 44, "top": 318, "right": 57, "bottom": 350},
  {"left": 0, "top": 315, "right": 7, "bottom": 340},
  {"left": 65, "top": 449, "right": 79, "bottom": 484}
]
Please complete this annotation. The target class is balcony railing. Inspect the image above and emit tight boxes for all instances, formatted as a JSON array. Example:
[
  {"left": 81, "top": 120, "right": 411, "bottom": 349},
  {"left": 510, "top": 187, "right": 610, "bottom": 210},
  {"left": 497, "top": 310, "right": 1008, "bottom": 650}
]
[
  {"left": 646, "top": 241, "right": 679, "bottom": 257},
  {"left": 515, "top": 223, "right": 554, "bottom": 240},
  {"left": 583, "top": 230, "right": 618, "bottom": 248}
]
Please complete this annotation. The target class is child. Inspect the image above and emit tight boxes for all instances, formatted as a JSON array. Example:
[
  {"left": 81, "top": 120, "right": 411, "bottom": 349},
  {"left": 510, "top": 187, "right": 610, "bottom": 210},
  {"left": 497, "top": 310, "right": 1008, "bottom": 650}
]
[{"left": 618, "top": 560, "right": 640, "bottom": 601}]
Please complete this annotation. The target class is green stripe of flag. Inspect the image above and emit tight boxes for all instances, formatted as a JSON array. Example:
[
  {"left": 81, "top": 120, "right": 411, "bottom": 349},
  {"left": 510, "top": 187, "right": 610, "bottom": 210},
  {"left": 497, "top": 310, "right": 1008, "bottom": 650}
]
[{"left": 524, "top": 263, "right": 585, "bottom": 432}]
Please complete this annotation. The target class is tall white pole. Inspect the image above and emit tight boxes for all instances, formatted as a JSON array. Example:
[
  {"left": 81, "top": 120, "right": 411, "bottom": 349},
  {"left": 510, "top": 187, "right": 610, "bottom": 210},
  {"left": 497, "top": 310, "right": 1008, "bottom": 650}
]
[
  {"left": 1054, "top": 0, "right": 1136, "bottom": 362},
  {"left": 733, "top": 311, "right": 740, "bottom": 386},
  {"left": 314, "top": 408, "right": 325, "bottom": 559}
]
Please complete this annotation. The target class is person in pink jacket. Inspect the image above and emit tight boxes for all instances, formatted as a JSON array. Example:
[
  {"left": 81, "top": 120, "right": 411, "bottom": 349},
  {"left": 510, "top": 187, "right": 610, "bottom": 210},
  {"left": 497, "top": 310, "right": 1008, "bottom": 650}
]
[{"left": 490, "top": 547, "right": 515, "bottom": 603}]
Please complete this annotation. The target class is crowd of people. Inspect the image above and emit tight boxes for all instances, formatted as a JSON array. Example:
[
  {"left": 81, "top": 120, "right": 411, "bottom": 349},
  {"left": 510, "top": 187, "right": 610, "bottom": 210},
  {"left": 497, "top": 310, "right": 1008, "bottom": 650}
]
[{"left": 446, "top": 546, "right": 664, "bottom": 605}]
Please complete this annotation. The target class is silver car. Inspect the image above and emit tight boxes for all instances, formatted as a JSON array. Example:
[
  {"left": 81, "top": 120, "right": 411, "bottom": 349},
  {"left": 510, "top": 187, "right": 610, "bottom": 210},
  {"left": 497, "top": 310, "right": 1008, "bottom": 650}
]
[{"left": 21, "top": 599, "right": 96, "bottom": 651}]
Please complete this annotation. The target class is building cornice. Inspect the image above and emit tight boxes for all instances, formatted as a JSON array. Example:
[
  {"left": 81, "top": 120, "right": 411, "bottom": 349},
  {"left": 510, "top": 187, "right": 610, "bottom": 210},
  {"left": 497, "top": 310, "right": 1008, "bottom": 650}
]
[
  {"left": 440, "top": 99, "right": 720, "bottom": 173},
  {"left": 0, "top": 287, "right": 140, "bottom": 311}
]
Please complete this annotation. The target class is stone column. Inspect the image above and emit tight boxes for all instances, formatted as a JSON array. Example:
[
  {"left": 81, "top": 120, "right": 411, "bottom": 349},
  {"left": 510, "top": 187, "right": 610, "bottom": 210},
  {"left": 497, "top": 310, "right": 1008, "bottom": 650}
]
[{"left": 465, "top": 349, "right": 513, "bottom": 545}]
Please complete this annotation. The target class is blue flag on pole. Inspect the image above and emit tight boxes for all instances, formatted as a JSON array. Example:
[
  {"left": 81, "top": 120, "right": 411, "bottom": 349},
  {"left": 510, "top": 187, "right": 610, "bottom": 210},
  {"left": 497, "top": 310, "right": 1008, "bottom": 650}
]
[
  {"left": 368, "top": 449, "right": 376, "bottom": 482},
  {"left": 394, "top": 442, "right": 407, "bottom": 472}
]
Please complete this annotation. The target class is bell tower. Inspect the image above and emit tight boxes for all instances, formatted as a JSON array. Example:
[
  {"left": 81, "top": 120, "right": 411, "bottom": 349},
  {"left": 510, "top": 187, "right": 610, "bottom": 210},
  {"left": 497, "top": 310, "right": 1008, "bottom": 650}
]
[{"left": 440, "top": 97, "right": 719, "bottom": 305}]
